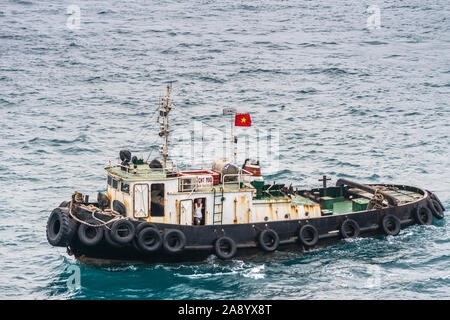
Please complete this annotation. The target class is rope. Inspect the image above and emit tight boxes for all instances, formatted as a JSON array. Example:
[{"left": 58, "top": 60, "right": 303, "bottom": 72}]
[{"left": 68, "top": 201, "right": 125, "bottom": 229}]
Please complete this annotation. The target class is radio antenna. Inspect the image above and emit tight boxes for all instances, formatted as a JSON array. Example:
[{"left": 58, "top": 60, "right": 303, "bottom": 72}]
[{"left": 158, "top": 83, "right": 172, "bottom": 168}]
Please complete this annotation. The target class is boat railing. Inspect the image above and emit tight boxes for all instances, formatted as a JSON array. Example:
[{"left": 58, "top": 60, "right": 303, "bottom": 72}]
[
  {"left": 222, "top": 168, "right": 252, "bottom": 190},
  {"left": 165, "top": 160, "right": 179, "bottom": 173},
  {"left": 107, "top": 158, "right": 180, "bottom": 178}
]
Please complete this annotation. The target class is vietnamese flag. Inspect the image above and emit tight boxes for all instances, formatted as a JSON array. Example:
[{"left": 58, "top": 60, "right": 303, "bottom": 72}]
[{"left": 235, "top": 113, "right": 251, "bottom": 127}]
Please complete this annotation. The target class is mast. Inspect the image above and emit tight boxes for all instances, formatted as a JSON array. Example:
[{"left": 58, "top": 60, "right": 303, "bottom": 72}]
[{"left": 158, "top": 84, "right": 172, "bottom": 168}]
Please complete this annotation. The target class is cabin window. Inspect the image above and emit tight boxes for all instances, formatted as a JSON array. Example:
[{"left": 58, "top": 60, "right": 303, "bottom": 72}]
[
  {"left": 150, "top": 184, "right": 165, "bottom": 217},
  {"left": 179, "top": 177, "right": 196, "bottom": 192},
  {"left": 107, "top": 175, "right": 113, "bottom": 186},
  {"left": 121, "top": 182, "right": 130, "bottom": 193},
  {"left": 112, "top": 179, "right": 118, "bottom": 189}
]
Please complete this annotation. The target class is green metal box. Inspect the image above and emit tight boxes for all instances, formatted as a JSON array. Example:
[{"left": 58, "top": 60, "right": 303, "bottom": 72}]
[
  {"left": 320, "top": 196, "right": 335, "bottom": 210},
  {"left": 352, "top": 198, "right": 369, "bottom": 211},
  {"left": 320, "top": 196, "right": 345, "bottom": 210}
]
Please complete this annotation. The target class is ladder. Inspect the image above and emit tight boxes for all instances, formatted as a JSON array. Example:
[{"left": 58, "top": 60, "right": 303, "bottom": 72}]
[{"left": 213, "top": 187, "right": 224, "bottom": 225}]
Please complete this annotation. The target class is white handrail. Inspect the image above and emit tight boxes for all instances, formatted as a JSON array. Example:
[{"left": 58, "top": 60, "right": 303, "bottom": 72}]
[{"left": 221, "top": 166, "right": 253, "bottom": 189}]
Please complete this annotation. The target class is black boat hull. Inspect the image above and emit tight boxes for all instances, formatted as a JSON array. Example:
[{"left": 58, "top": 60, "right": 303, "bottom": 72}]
[{"left": 59, "top": 184, "right": 444, "bottom": 265}]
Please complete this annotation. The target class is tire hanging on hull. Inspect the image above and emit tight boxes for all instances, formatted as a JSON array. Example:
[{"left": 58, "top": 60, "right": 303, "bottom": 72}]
[
  {"left": 429, "top": 199, "right": 444, "bottom": 220},
  {"left": 109, "top": 220, "right": 135, "bottom": 244},
  {"left": 103, "top": 226, "right": 125, "bottom": 248},
  {"left": 428, "top": 191, "right": 445, "bottom": 213},
  {"left": 414, "top": 205, "right": 433, "bottom": 225},
  {"left": 214, "top": 236, "right": 237, "bottom": 260},
  {"left": 298, "top": 224, "right": 319, "bottom": 247},
  {"left": 340, "top": 219, "right": 360, "bottom": 239},
  {"left": 77, "top": 219, "right": 104, "bottom": 246},
  {"left": 137, "top": 227, "right": 163, "bottom": 253},
  {"left": 46, "top": 208, "right": 77, "bottom": 247},
  {"left": 163, "top": 229, "right": 186, "bottom": 254},
  {"left": 132, "top": 222, "right": 159, "bottom": 252},
  {"left": 258, "top": 229, "right": 280, "bottom": 252},
  {"left": 381, "top": 214, "right": 401, "bottom": 236}
]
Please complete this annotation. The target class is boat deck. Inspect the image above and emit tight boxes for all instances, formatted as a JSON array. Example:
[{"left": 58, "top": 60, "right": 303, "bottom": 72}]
[
  {"left": 296, "top": 184, "right": 425, "bottom": 216},
  {"left": 349, "top": 186, "right": 423, "bottom": 203},
  {"left": 106, "top": 165, "right": 168, "bottom": 180}
]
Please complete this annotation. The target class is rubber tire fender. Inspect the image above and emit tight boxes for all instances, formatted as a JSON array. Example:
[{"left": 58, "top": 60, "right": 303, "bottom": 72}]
[
  {"left": 135, "top": 222, "right": 158, "bottom": 235},
  {"left": 298, "top": 224, "right": 319, "bottom": 247},
  {"left": 340, "top": 219, "right": 360, "bottom": 239},
  {"left": 429, "top": 199, "right": 444, "bottom": 220},
  {"left": 133, "top": 222, "right": 158, "bottom": 249},
  {"left": 137, "top": 227, "right": 163, "bottom": 253},
  {"left": 46, "top": 208, "right": 77, "bottom": 247},
  {"left": 97, "top": 192, "right": 110, "bottom": 209},
  {"left": 214, "top": 236, "right": 237, "bottom": 260},
  {"left": 163, "top": 229, "right": 186, "bottom": 253},
  {"left": 110, "top": 220, "right": 135, "bottom": 244},
  {"left": 414, "top": 205, "right": 433, "bottom": 225},
  {"left": 428, "top": 191, "right": 445, "bottom": 212},
  {"left": 258, "top": 229, "right": 280, "bottom": 252},
  {"left": 119, "top": 149, "right": 131, "bottom": 162},
  {"left": 112, "top": 200, "right": 126, "bottom": 216},
  {"left": 381, "top": 214, "right": 401, "bottom": 236},
  {"left": 104, "top": 226, "right": 125, "bottom": 248},
  {"left": 77, "top": 219, "right": 104, "bottom": 246}
]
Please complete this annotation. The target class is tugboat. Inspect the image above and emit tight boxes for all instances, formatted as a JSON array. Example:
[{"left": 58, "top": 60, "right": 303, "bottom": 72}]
[{"left": 46, "top": 85, "right": 445, "bottom": 264}]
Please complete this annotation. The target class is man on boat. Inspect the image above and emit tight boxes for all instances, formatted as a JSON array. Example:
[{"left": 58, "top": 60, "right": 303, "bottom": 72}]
[{"left": 194, "top": 198, "right": 203, "bottom": 225}]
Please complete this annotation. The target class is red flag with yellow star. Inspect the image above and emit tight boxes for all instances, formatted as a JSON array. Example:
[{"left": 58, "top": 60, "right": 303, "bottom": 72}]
[{"left": 235, "top": 113, "right": 251, "bottom": 127}]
